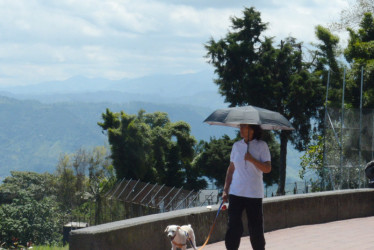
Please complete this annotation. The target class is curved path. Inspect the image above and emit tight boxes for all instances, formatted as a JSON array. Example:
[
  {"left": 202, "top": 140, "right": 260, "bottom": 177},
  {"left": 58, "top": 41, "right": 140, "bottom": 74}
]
[{"left": 189, "top": 216, "right": 374, "bottom": 250}]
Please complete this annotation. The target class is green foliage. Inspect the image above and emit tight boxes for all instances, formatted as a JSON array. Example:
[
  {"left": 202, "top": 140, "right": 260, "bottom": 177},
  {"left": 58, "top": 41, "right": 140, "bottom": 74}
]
[
  {"left": 101, "top": 110, "right": 152, "bottom": 180},
  {"left": 0, "top": 193, "right": 62, "bottom": 247},
  {"left": 194, "top": 135, "right": 235, "bottom": 189},
  {"left": 300, "top": 136, "right": 324, "bottom": 180},
  {"left": 262, "top": 132, "right": 281, "bottom": 187},
  {"left": 0, "top": 171, "right": 56, "bottom": 203},
  {"left": 313, "top": 25, "right": 342, "bottom": 109},
  {"left": 0, "top": 147, "right": 117, "bottom": 247},
  {"left": 336, "top": 12, "right": 374, "bottom": 109},
  {"left": 33, "top": 245, "right": 69, "bottom": 250},
  {"left": 55, "top": 154, "right": 77, "bottom": 210},
  {"left": 0, "top": 172, "right": 62, "bottom": 247},
  {"left": 99, "top": 109, "right": 206, "bottom": 189}
]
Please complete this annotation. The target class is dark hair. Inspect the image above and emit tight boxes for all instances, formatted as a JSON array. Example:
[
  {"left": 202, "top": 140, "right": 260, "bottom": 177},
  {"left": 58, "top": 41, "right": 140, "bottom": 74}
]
[{"left": 249, "top": 125, "right": 262, "bottom": 140}]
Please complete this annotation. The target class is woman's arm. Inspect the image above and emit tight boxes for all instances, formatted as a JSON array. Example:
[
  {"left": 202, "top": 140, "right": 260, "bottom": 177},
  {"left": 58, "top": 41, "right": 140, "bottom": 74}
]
[
  {"left": 245, "top": 153, "right": 271, "bottom": 173},
  {"left": 222, "top": 162, "right": 235, "bottom": 202}
]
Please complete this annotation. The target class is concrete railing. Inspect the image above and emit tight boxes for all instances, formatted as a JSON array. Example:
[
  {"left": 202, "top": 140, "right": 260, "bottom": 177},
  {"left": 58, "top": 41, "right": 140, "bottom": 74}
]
[{"left": 69, "top": 189, "right": 374, "bottom": 250}]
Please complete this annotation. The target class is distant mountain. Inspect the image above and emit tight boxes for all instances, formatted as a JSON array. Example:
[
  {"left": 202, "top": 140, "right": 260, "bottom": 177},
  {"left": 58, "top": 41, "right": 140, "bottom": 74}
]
[
  {"left": 0, "top": 71, "right": 226, "bottom": 109},
  {"left": 0, "top": 76, "right": 115, "bottom": 94},
  {"left": 0, "top": 96, "right": 236, "bottom": 180},
  {"left": 0, "top": 71, "right": 303, "bottom": 182}
]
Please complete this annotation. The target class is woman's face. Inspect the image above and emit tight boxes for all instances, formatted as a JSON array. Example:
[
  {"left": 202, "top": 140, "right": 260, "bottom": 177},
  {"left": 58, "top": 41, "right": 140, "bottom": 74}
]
[{"left": 240, "top": 124, "right": 254, "bottom": 141}]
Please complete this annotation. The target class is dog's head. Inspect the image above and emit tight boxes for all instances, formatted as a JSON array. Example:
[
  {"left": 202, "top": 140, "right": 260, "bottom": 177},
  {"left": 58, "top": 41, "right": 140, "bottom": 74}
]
[{"left": 164, "top": 225, "right": 180, "bottom": 240}]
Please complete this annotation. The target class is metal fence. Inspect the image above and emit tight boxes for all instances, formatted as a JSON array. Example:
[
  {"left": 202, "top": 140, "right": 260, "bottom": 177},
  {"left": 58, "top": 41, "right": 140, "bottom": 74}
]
[
  {"left": 65, "top": 179, "right": 219, "bottom": 227},
  {"left": 322, "top": 107, "right": 372, "bottom": 190}
]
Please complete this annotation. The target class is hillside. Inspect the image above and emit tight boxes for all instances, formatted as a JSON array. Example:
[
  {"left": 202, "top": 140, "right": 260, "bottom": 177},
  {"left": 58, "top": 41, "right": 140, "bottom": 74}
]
[
  {"left": 0, "top": 96, "right": 236, "bottom": 180},
  {"left": 0, "top": 71, "right": 303, "bottom": 182}
]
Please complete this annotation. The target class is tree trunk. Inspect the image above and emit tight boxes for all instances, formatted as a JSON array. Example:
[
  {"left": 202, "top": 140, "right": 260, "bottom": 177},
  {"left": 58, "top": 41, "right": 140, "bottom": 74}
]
[
  {"left": 95, "top": 194, "right": 102, "bottom": 225},
  {"left": 277, "top": 131, "right": 288, "bottom": 195}
]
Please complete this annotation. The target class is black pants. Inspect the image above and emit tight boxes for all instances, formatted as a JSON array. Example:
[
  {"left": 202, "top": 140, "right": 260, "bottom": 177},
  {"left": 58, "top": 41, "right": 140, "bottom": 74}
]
[{"left": 225, "top": 195, "right": 265, "bottom": 250}]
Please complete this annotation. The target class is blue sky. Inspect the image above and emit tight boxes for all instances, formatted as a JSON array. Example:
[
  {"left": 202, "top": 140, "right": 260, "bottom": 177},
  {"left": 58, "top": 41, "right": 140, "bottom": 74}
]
[{"left": 0, "top": 0, "right": 349, "bottom": 87}]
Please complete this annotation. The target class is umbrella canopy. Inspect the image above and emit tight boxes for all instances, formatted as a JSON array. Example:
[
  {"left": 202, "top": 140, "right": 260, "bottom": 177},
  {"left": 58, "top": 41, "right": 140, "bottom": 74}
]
[{"left": 204, "top": 105, "right": 294, "bottom": 130}]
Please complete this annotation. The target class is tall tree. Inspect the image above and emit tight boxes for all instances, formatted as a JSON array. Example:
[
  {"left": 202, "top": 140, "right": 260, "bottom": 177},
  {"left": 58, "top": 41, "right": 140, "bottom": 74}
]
[
  {"left": 344, "top": 12, "right": 374, "bottom": 108},
  {"left": 205, "top": 7, "right": 325, "bottom": 194},
  {"left": 98, "top": 109, "right": 152, "bottom": 181},
  {"left": 87, "top": 146, "right": 115, "bottom": 225},
  {"left": 313, "top": 25, "right": 343, "bottom": 109},
  {"left": 55, "top": 154, "right": 76, "bottom": 210},
  {"left": 98, "top": 109, "right": 205, "bottom": 189}
]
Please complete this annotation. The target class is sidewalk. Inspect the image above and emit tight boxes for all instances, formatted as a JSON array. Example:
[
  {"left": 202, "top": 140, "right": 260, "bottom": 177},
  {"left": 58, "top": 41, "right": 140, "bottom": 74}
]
[{"left": 190, "top": 216, "right": 374, "bottom": 250}]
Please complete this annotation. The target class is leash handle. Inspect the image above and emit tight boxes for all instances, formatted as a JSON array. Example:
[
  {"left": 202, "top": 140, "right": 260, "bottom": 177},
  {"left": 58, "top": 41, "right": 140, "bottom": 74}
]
[{"left": 197, "top": 201, "right": 225, "bottom": 250}]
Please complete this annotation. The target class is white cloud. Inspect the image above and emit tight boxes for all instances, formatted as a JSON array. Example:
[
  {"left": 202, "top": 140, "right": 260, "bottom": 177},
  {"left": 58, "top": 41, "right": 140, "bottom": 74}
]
[
  {"left": 260, "top": 0, "right": 349, "bottom": 44},
  {"left": 0, "top": 0, "right": 352, "bottom": 86}
]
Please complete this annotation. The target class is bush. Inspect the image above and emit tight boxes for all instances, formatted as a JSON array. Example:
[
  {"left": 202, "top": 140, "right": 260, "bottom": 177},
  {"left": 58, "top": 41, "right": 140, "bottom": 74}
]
[{"left": 0, "top": 192, "right": 63, "bottom": 247}]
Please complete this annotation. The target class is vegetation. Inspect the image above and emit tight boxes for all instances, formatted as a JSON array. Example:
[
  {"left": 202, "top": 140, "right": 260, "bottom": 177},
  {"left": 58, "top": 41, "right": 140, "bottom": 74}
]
[
  {"left": 98, "top": 109, "right": 207, "bottom": 190},
  {"left": 0, "top": 147, "right": 115, "bottom": 248},
  {"left": 301, "top": 7, "right": 374, "bottom": 189}
]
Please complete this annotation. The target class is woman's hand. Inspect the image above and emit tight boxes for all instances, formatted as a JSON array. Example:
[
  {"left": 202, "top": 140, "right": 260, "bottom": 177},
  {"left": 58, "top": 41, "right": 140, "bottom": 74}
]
[
  {"left": 245, "top": 152, "right": 271, "bottom": 173},
  {"left": 244, "top": 152, "right": 254, "bottom": 162},
  {"left": 222, "top": 190, "right": 228, "bottom": 203}
]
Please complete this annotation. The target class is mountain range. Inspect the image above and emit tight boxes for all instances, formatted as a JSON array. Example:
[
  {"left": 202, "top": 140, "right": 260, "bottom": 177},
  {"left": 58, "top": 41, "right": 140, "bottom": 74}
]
[{"left": 0, "top": 71, "right": 302, "bottom": 182}]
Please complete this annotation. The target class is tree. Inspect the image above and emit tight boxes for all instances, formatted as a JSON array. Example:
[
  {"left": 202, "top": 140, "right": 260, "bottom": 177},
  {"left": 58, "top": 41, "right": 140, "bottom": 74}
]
[
  {"left": 98, "top": 109, "right": 205, "bottom": 189},
  {"left": 194, "top": 135, "right": 236, "bottom": 189},
  {"left": 87, "top": 146, "right": 115, "bottom": 224},
  {"left": 0, "top": 193, "right": 62, "bottom": 247},
  {"left": 205, "top": 7, "right": 325, "bottom": 195},
  {"left": 98, "top": 109, "right": 152, "bottom": 181},
  {"left": 0, "top": 171, "right": 56, "bottom": 203},
  {"left": 55, "top": 154, "right": 77, "bottom": 210},
  {"left": 344, "top": 12, "right": 374, "bottom": 109},
  {"left": 300, "top": 15, "right": 374, "bottom": 191},
  {"left": 330, "top": 0, "right": 374, "bottom": 31},
  {"left": 0, "top": 172, "right": 62, "bottom": 247},
  {"left": 53, "top": 146, "right": 116, "bottom": 224},
  {"left": 72, "top": 148, "right": 88, "bottom": 201},
  {"left": 313, "top": 25, "right": 343, "bottom": 109}
]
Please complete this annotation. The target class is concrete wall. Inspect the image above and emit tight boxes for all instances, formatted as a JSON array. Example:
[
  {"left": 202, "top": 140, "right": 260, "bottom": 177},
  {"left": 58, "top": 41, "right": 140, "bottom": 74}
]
[{"left": 69, "top": 189, "right": 374, "bottom": 250}]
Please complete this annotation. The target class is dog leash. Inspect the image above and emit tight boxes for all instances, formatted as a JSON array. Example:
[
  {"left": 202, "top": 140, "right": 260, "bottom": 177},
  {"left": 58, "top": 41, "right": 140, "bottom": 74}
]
[
  {"left": 197, "top": 201, "right": 225, "bottom": 250},
  {"left": 174, "top": 230, "right": 197, "bottom": 250}
]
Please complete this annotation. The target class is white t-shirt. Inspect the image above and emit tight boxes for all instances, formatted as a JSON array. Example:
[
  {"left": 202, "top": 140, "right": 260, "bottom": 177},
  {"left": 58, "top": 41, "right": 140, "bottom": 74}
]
[{"left": 229, "top": 139, "right": 271, "bottom": 198}]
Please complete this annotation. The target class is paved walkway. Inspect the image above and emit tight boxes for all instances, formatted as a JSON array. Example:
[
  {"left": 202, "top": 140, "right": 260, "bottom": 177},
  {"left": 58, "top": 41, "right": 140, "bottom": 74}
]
[{"left": 189, "top": 216, "right": 374, "bottom": 250}]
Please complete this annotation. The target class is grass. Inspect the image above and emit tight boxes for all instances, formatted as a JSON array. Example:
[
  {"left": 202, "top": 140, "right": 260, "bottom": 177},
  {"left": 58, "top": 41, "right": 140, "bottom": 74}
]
[{"left": 33, "top": 245, "right": 68, "bottom": 250}]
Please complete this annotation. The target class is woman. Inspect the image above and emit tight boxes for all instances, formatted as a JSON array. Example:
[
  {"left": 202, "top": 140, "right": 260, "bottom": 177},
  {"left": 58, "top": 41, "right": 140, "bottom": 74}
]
[{"left": 222, "top": 124, "right": 271, "bottom": 250}]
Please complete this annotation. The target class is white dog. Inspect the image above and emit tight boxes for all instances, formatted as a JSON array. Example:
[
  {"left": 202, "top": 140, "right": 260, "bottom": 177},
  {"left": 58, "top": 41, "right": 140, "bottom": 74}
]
[{"left": 164, "top": 224, "right": 197, "bottom": 250}]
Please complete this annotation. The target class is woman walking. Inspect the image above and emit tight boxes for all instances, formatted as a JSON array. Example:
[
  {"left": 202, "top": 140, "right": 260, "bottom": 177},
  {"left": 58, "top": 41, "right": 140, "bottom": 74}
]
[{"left": 222, "top": 124, "right": 271, "bottom": 250}]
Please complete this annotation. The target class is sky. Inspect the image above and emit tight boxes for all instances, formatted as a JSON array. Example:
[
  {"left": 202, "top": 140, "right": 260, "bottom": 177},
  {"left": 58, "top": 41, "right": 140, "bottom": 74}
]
[{"left": 0, "top": 0, "right": 350, "bottom": 87}]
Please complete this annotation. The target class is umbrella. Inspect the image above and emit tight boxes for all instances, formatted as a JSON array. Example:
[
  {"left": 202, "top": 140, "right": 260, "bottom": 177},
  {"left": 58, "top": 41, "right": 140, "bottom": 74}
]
[{"left": 203, "top": 105, "right": 294, "bottom": 130}]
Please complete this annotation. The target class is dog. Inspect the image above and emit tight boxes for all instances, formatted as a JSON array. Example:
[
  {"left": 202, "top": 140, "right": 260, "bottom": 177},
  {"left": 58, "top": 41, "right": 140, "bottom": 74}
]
[{"left": 164, "top": 224, "right": 197, "bottom": 250}]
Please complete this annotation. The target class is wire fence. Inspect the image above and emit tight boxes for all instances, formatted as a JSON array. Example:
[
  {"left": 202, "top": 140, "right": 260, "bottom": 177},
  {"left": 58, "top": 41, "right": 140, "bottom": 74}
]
[
  {"left": 64, "top": 179, "right": 219, "bottom": 228},
  {"left": 323, "top": 107, "right": 372, "bottom": 190}
]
